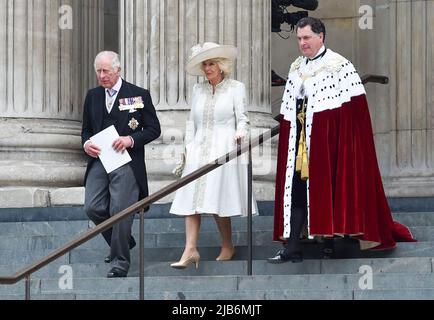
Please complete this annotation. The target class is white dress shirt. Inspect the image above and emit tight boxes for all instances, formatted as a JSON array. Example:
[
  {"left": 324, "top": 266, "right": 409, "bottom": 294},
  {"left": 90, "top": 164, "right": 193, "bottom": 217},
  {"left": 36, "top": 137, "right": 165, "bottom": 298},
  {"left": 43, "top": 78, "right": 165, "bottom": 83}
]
[{"left": 105, "top": 77, "right": 123, "bottom": 114}]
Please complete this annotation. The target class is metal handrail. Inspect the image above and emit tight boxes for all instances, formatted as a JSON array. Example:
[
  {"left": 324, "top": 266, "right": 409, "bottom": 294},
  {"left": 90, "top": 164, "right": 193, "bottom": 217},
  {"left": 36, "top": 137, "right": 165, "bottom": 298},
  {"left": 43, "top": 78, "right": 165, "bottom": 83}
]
[
  {"left": 0, "top": 75, "right": 387, "bottom": 299},
  {"left": 361, "top": 74, "right": 389, "bottom": 85},
  {"left": 0, "top": 124, "right": 280, "bottom": 294}
]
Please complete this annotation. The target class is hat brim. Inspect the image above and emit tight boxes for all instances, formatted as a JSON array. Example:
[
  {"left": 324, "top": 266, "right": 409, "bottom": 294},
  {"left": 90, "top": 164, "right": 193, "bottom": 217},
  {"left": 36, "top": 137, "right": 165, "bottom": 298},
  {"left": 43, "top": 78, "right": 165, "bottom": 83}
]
[{"left": 186, "top": 46, "right": 238, "bottom": 76}]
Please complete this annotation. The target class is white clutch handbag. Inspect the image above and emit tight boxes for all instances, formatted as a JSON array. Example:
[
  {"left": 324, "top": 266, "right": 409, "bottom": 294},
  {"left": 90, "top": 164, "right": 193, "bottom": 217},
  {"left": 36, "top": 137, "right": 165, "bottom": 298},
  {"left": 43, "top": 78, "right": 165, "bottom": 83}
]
[{"left": 172, "top": 152, "right": 186, "bottom": 178}]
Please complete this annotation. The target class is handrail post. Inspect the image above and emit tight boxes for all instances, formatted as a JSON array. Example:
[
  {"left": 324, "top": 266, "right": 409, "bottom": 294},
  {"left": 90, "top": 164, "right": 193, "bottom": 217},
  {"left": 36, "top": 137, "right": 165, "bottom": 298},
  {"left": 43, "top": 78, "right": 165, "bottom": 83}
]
[
  {"left": 139, "top": 209, "right": 145, "bottom": 300},
  {"left": 247, "top": 137, "right": 253, "bottom": 276},
  {"left": 25, "top": 275, "right": 31, "bottom": 300}
]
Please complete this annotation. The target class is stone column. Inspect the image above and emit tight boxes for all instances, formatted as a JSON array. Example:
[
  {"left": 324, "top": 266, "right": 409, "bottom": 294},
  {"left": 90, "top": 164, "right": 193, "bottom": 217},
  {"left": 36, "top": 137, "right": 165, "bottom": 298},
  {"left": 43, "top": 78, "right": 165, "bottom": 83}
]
[
  {"left": 120, "top": 0, "right": 275, "bottom": 202},
  {"left": 384, "top": 0, "right": 434, "bottom": 197},
  {"left": 0, "top": 0, "right": 104, "bottom": 207},
  {"left": 359, "top": 0, "right": 434, "bottom": 197}
]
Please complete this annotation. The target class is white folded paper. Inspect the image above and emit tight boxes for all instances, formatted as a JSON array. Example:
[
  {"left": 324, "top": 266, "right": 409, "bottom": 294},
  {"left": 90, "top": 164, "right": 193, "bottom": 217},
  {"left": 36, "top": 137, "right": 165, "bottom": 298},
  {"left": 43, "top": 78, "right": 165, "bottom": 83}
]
[{"left": 90, "top": 125, "right": 132, "bottom": 174}]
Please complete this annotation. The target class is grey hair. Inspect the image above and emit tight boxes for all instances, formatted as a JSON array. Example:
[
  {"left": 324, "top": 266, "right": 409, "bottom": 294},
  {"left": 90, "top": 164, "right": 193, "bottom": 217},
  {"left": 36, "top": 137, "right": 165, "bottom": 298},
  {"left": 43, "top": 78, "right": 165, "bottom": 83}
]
[
  {"left": 201, "top": 58, "right": 234, "bottom": 77},
  {"left": 94, "top": 51, "right": 121, "bottom": 71}
]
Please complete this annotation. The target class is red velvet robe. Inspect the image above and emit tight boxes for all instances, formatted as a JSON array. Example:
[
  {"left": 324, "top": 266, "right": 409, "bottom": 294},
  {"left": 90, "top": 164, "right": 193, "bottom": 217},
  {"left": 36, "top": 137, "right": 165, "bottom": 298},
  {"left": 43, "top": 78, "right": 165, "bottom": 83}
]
[{"left": 273, "top": 94, "right": 416, "bottom": 250}]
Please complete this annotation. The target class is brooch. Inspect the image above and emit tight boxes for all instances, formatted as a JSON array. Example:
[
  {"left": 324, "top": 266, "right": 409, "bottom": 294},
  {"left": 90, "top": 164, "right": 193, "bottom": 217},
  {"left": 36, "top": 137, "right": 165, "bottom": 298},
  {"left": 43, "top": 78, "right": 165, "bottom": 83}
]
[{"left": 128, "top": 118, "right": 139, "bottom": 130}]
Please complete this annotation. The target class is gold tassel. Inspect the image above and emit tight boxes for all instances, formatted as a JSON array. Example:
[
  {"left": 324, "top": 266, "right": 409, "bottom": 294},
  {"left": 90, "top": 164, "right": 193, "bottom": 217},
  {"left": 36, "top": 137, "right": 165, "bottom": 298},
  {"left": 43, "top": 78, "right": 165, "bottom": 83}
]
[
  {"left": 301, "top": 140, "right": 309, "bottom": 180},
  {"left": 296, "top": 97, "right": 309, "bottom": 181}
]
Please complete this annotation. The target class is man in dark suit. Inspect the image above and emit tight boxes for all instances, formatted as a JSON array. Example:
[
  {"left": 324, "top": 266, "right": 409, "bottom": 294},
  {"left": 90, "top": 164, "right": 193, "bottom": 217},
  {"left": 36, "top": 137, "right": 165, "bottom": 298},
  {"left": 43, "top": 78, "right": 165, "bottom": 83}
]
[{"left": 82, "top": 51, "right": 161, "bottom": 278}]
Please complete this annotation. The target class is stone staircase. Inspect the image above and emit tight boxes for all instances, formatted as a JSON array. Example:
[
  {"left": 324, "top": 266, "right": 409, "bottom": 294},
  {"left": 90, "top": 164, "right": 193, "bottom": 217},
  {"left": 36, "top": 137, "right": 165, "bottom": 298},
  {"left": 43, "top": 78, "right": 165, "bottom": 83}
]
[{"left": 0, "top": 203, "right": 434, "bottom": 300}]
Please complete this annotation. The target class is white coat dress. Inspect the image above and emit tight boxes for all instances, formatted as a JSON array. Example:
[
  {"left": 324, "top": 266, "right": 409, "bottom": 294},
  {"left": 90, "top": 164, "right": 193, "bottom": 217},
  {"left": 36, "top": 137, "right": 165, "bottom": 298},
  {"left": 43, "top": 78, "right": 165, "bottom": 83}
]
[{"left": 170, "top": 78, "right": 258, "bottom": 217}]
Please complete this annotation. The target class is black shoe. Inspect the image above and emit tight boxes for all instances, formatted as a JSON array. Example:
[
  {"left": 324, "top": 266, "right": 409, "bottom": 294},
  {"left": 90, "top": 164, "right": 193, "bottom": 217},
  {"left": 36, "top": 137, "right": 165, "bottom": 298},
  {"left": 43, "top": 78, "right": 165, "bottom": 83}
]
[
  {"left": 104, "top": 236, "right": 137, "bottom": 263},
  {"left": 107, "top": 267, "right": 128, "bottom": 278},
  {"left": 267, "top": 249, "right": 303, "bottom": 264}
]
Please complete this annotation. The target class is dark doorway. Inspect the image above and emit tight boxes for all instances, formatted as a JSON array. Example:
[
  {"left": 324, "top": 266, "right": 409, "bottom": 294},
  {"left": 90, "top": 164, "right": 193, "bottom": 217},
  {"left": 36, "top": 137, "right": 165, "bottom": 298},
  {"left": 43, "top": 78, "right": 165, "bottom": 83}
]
[{"left": 104, "top": 0, "right": 119, "bottom": 52}]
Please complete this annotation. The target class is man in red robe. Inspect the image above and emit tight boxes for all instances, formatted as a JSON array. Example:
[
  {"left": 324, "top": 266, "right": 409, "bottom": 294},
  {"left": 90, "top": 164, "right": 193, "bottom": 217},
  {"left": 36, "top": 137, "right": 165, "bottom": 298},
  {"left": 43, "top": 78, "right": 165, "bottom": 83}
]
[{"left": 268, "top": 17, "right": 415, "bottom": 264}]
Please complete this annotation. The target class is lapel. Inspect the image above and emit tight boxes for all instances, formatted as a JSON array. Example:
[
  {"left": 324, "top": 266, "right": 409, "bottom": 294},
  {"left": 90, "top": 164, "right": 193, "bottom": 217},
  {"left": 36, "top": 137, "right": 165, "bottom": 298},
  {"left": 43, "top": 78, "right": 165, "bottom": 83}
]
[{"left": 94, "top": 87, "right": 106, "bottom": 133}]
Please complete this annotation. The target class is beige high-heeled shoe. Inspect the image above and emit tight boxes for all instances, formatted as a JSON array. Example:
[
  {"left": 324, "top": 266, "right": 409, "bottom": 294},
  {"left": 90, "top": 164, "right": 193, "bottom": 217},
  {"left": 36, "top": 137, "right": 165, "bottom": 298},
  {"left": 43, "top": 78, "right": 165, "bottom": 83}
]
[
  {"left": 170, "top": 253, "right": 200, "bottom": 269},
  {"left": 216, "top": 247, "right": 236, "bottom": 261}
]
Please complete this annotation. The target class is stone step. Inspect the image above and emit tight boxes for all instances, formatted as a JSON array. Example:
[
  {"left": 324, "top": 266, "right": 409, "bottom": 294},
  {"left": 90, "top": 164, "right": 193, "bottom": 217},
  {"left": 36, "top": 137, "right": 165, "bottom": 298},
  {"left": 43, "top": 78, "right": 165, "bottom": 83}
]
[
  {"left": 0, "top": 216, "right": 272, "bottom": 236},
  {"left": 0, "top": 290, "right": 360, "bottom": 301},
  {"left": 60, "top": 241, "right": 434, "bottom": 262},
  {"left": 0, "top": 230, "right": 275, "bottom": 251},
  {"left": 1, "top": 240, "right": 433, "bottom": 265},
  {"left": 353, "top": 289, "right": 434, "bottom": 300},
  {"left": 0, "top": 212, "right": 432, "bottom": 238},
  {"left": 0, "top": 225, "right": 429, "bottom": 252},
  {"left": 0, "top": 293, "right": 139, "bottom": 300},
  {"left": 0, "top": 220, "right": 90, "bottom": 237},
  {"left": 3, "top": 288, "right": 434, "bottom": 300},
  {"left": 393, "top": 212, "right": 434, "bottom": 227},
  {"left": 79, "top": 288, "right": 434, "bottom": 300},
  {"left": 0, "top": 250, "right": 70, "bottom": 265},
  {"left": 130, "top": 288, "right": 434, "bottom": 300},
  {"left": 3, "top": 273, "right": 434, "bottom": 296},
  {"left": 0, "top": 257, "right": 432, "bottom": 280}
]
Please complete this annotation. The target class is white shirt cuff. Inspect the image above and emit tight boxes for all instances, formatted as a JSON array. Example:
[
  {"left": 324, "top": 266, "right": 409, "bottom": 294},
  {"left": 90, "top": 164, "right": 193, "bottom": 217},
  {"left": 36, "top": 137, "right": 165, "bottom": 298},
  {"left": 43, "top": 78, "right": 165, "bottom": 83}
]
[{"left": 83, "top": 140, "right": 91, "bottom": 149}]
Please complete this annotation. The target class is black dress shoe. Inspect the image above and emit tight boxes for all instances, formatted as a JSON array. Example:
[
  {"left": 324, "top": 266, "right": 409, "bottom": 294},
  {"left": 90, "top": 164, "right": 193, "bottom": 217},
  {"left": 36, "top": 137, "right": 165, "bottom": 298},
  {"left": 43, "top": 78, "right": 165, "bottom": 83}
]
[
  {"left": 104, "top": 236, "right": 137, "bottom": 263},
  {"left": 107, "top": 267, "right": 127, "bottom": 278},
  {"left": 267, "top": 249, "right": 303, "bottom": 264}
]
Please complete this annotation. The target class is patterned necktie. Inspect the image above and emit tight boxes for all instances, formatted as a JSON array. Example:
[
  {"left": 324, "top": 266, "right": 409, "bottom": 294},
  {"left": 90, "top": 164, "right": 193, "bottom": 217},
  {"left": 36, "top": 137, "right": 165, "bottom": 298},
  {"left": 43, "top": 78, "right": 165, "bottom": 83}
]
[{"left": 106, "top": 89, "right": 117, "bottom": 113}]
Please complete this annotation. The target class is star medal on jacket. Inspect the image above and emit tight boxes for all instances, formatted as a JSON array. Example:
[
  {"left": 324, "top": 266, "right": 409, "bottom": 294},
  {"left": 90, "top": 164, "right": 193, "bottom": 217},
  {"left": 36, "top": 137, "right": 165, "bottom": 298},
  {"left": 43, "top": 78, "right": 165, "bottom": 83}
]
[
  {"left": 129, "top": 118, "right": 139, "bottom": 130},
  {"left": 119, "top": 96, "right": 145, "bottom": 113}
]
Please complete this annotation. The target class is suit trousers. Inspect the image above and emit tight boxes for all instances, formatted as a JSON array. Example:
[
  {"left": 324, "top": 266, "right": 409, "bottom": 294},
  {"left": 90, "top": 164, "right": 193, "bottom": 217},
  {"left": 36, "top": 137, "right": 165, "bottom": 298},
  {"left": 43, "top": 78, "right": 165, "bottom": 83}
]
[
  {"left": 284, "top": 99, "right": 309, "bottom": 254},
  {"left": 84, "top": 160, "right": 139, "bottom": 273}
]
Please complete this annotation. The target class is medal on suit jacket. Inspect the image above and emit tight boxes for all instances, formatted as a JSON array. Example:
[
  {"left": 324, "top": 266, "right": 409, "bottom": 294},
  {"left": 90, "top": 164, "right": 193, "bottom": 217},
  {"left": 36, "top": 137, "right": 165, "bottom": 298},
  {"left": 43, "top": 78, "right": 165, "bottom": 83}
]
[
  {"left": 128, "top": 118, "right": 139, "bottom": 130},
  {"left": 119, "top": 96, "right": 144, "bottom": 113}
]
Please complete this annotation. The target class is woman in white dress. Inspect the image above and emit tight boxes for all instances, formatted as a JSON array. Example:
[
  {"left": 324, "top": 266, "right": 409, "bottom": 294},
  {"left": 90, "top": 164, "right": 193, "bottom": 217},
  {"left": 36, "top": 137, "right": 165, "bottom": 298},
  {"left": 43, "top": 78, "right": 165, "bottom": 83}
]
[{"left": 169, "top": 42, "right": 258, "bottom": 269}]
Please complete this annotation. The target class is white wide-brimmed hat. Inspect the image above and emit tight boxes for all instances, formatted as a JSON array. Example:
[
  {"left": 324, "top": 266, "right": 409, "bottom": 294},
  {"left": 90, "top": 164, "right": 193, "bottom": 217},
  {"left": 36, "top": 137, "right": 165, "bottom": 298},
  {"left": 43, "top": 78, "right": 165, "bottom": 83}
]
[{"left": 186, "top": 42, "right": 238, "bottom": 76}]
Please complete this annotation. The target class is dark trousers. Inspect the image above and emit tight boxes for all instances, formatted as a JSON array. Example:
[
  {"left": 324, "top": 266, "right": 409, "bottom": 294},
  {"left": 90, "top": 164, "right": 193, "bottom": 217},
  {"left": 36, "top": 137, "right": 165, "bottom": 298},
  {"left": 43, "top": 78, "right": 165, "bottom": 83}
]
[
  {"left": 285, "top": 207, "right": 308, "bottom": 254},
  {"left": 285, "top": 98, "right": 308, "bottom": 254},
  {"left": 84, "top": 160, "right": 139, "bottom": 273}
]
